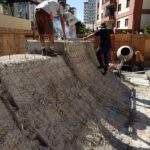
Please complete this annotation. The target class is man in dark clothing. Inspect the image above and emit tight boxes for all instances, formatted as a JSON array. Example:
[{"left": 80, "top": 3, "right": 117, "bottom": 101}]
[
  {"left": 95, "top": 23, "right": 111, "bottom": 75},
  {"left": 84, "top": 23, "right": 111, "bottom": 75}
]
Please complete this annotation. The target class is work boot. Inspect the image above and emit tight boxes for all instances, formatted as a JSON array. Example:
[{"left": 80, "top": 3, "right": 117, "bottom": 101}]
[
  {"left": 42, "top": 48, "right": 47, "bottom": 56},
  {"left": 101, "top": 71, "right": 107, "bottom": 76},
  {"left": 97, "top": 65, "right": 104, "bottom": 69},
  {"left": 48, "top": 48, "right": 58, "bottom": 57}
]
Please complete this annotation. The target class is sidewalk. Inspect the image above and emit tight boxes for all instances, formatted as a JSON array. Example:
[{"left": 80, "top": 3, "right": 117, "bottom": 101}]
[{"left": 122, "top": 71, "right": 150, "bottom": 149}]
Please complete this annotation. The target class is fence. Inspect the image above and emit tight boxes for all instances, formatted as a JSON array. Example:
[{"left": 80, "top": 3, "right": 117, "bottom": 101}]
[
  {"left": 0, "top": 29, "right": 150, "bottom": 65},
  {"left": 112, "top": 34, "right": 150, "bottom": 65},
  {"left": 0, "top": 27, "right": 32, "bottom": 55}
]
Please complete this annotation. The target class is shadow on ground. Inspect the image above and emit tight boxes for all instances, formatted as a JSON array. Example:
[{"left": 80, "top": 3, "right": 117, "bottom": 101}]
[{"left": 0, "top": 41, "right": 148, "bottom": 149}]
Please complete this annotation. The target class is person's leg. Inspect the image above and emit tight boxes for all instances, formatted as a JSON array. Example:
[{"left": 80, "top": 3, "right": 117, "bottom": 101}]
[
  {"left": 48, "top": 34, "right": 54, "bottom": 49},
  {"left": 47, "top": 33, "right": 57, "bottom": 56},
  {"left": 39, "top": 34, "right": 47, "bottom": 55},
  {"left": 39, "top": 34, "right": 45, "bottom": 48},
  {"left": 96, "top": 47, "right": 104, "bottom": 68},
  {"left": 35, "top": 9, "right": 47, "bottom": 55},
  {"left": 103, "top": 48, "right": 111, "bottom": 74},
  {"left": 44, "top": 15, "right": 57, "bottom": 56}
]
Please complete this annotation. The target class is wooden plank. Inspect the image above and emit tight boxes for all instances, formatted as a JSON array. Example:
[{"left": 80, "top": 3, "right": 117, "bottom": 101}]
[{"left": 0, "top": 28, "right": 29, "bottom": 55}]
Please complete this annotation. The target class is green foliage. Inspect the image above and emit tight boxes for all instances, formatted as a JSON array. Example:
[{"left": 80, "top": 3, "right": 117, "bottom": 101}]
[
  {"left": 68, "top": 8, "right": 74, "bottom": 15},
  {"left": 75, "top": 21, "right": 92, "bottom": 34},
  {"left": 144, "top": 23, "right": 150, "bottom": 34}
]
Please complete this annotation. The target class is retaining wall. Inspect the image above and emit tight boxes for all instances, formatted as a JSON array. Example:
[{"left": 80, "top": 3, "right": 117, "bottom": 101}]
[{"left": 0, "top": 41, "right": 132, "bottom": 149}]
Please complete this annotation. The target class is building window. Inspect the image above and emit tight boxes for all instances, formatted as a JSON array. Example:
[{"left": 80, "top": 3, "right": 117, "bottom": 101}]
[
  {"left": 118, "top": 4, "right": 121, "bottom": 11},
  {"left": 125, "top": 18, "right": 128, "bottom": 26},
  {"left": 97, "top": 15, "right": 99, "bottom": 20},
  {"left": 117, "top": 21, "right": 120, "bottom": 28},
  {"left": 97, "top": 2, "right": 99, "bottom": 9},
  {"left": 126, "top": 0, "right": 130, "bottom": 8},
  {"left": 101, "top": 13, "right": 103, "bottom": 19}
]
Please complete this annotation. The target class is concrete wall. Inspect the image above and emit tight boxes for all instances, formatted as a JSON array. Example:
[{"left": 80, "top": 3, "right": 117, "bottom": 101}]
[
  {"left": 0, "top": 14, "right": 31, "bottom": 30},
  {"left": 117, "top": 16, "right": 129, "bottom": 29},
  {"left": 118, "top": 0, "right": 130, "bottom": 14}
]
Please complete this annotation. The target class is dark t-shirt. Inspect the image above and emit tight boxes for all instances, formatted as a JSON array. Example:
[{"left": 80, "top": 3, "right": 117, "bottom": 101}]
[{"left": 95, "top": 28, "right": 111, "bottom": 49}]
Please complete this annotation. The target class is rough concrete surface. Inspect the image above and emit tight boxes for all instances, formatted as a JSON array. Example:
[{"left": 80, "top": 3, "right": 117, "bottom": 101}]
[{"left": 0, "top": 41, "right": 149, "bottom": 150}]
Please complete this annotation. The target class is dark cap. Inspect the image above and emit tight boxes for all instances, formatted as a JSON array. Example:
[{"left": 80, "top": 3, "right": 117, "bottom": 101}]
[{"left": 100, "top": 22, "right": 106, "bottom": 28}]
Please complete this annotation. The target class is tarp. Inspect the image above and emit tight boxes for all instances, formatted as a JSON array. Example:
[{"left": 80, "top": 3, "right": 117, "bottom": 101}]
[{"left": 53, "top": 12, "right": 78, "bottom": 40}]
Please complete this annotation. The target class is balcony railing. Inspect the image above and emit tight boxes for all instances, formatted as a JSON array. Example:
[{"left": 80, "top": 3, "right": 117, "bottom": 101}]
[
  {"left": 102, "top": 0, "right": 116, "bottom": 5},
  {"left": 105, "top": 4, "right": 116, "bottom": 17}
]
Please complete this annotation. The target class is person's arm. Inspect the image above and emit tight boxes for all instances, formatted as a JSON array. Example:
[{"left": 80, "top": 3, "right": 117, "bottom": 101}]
[
  {"left": 59, "top": 15, "right": 67, "bottom": 40},
  {"left": 83, "top": 32, "right": 95, "bottom": 40},
  {"left": 83, "top": 31, "right": 101, "bottom": 47}
]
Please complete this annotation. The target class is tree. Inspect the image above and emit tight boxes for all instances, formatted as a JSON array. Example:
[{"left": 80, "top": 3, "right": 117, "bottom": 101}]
[
  {"left": 76, "top": 21, "right": 91, "bottom": 34},
  {"left": 144, "top": 23, "right": 150, "bottom": 34}
]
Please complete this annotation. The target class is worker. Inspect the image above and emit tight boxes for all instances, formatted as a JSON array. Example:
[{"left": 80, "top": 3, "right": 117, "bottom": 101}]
[
  {"left": 35, "top": 0, "right": 66, "bottom": 56},
  {"left": 83, "top": 23, "right": 111, "bottom": 75},
  {"left": 134, "top": 50, "right": 144, "bottom": 70}
]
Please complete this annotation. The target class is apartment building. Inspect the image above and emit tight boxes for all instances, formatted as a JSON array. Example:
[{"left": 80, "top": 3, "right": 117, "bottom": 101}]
[
  {"left": 96, "top": 0, "right": 150, "bottom": 32},
  {"left": 98, "top": 0, "right": 116, "bottom": 29},
  {"left": 84, "top": 2, "right": 89, "bottom": 24},
  {"left": 95, "top": 0, "right": 103, "bottom": 29},
  {"left": 84, "top": 0, "right": 96, "bottom": 30},
  {"left": 116, "top": 0, "right": 150, "bottom": 31}
]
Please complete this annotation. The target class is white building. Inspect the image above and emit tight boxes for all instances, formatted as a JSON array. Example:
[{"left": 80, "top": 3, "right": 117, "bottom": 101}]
[
  {"left": 84, "top": 0, "right": 96, "bottom": 30},
  {"left": 95, "top": 0, "right": 103, "bottom": 30},
  {"left": 84, "top": 2, "right": 89, "bottom": 24}
]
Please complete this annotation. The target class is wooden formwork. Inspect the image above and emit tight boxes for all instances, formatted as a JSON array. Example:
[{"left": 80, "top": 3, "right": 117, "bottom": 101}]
[
  {"left": 131, "top": 34, "right": 145, "bottom": 55},
  {"left": 112, "top": 34, "right": 150, "bottom": 66},
  {"left": 114, "top": 34, "right": 132, "bottom": 52},
  {"left": 144, "top": 35, "right": 150, "bottom": 66},
  {"left": 112, "top": 34, "right": 132, "bottom": 62},
  {"left": 0, "top": 29, "right": 150, "bottom": 66},
  {"left": 0, "top": 27, "right": 32, "bottom": 56}
]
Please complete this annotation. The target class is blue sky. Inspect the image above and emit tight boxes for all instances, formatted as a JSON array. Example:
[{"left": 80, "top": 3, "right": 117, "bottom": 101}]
[{"left": 67, "top": 0, "right": 85, "bottom": 22}]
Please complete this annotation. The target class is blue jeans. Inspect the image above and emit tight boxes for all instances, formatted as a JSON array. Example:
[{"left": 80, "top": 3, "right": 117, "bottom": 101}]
[{"left": 96, "top": 47, "right": 111, "bottom": 72}]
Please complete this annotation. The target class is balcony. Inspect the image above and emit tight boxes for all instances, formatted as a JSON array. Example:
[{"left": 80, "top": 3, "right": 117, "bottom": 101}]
[
  {"left": 105, "top": 4, "right": 115, "bottom": 16},
  {"left": 101, "top": 4, "right": 116, "bottom": 23},
  {"left": 101, "top": 15, "right": 115, "bottom": 22},
  {"left": 102, "top": 0, "right": 116, "bottom": 9}
]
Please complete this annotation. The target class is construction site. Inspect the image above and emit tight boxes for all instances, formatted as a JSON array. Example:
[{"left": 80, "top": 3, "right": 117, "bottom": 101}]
[
  {"left": 0, "top": 1, "right": 150, "bottom": 150},
  {"left": 0, "top": 31, "right": 150, "bottom": 149}
]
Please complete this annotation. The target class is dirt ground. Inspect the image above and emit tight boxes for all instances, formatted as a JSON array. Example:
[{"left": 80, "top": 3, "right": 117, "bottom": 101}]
[{"left": 0, "top": 41, "right": 149, "bottom": 150}]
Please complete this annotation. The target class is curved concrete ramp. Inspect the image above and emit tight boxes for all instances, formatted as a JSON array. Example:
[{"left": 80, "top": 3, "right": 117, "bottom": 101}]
[{"left": 0, "top": 41, "right": 132, "bottom": 149}]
